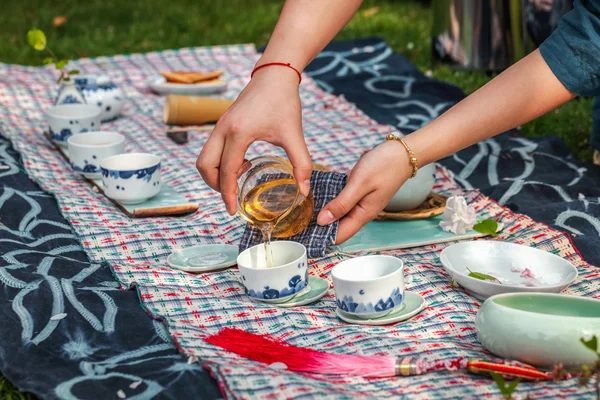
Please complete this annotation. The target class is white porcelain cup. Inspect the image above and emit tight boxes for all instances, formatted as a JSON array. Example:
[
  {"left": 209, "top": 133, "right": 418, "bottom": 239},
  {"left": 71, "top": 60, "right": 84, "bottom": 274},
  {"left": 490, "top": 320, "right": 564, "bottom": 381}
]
[
  {"left": 331, "top": 255, "right": 404, "bottom": 319},
  {"left": 46, "top": 104, "right": 102, "bottom": 147},
  {"left": 100, "top": 153, "right": 161, "bottom": 204},
  {"left": 384, "top": 163, "right": 436, "bottom": 211},
  {"left": 237, "top": 241, "right": 308, "bottom": 304},
  {"left": 67, "top": 131, "right": 125, "bottom": 179}
]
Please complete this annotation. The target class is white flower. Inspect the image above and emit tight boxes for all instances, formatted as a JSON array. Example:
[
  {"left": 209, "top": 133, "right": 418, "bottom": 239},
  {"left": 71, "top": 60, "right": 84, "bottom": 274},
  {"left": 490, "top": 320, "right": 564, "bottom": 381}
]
[{"left": 439, "top": 196, "right": 477, "bottom": 235}]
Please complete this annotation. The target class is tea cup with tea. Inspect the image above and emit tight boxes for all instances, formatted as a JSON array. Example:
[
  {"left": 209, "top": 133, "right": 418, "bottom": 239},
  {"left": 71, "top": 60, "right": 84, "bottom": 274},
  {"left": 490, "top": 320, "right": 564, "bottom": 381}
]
[
  {"left": 237, "top": 241, "right": 309, "bottom": 304},
  {"left": 331, "top": 255, "right": 405, "bottom": 319}
]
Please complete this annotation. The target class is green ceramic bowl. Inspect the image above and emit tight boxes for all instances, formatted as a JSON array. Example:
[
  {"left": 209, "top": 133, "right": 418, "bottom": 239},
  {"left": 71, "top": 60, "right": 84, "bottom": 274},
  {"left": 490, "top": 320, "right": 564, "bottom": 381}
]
[{"left": 476, "top": 293, "right": 600, "bottom": 367}]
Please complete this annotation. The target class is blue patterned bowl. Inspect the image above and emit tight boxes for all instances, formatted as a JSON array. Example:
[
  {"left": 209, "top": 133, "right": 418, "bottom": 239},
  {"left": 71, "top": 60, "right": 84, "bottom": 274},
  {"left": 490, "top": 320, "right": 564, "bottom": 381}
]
[
  {"left": 331, "top": 255, "right": 404, "bottom": 319},
  {"left": 46, "top": 104, "right": 102, "bottom": 147},
  {"left": 100, "top": 153, "right": 161, "bottom": 204},
  {"left": 237, "top": 241, "right": 308, "bottom": 304},
  {"left": 67, "top": 131, "right": 125, "bottom": 179}
]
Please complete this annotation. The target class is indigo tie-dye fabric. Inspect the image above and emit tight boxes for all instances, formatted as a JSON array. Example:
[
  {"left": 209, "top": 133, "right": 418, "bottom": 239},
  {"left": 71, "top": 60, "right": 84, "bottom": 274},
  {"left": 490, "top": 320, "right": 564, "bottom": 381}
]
[{"left": 0, "top": 138, "right": 222, "bottom": 399}]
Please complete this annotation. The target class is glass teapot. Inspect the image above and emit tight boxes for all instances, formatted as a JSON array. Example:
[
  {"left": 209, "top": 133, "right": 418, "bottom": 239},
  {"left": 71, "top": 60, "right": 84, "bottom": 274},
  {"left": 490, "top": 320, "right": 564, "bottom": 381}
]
[{"left": 237, "top": 156, "right": 314, "bottom": 238}]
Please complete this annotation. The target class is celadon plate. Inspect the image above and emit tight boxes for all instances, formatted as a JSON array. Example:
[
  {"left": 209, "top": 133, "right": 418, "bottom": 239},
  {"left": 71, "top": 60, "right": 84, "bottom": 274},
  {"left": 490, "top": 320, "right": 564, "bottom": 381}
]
[
  {"left": 440, "top": 241, "right": 578, "bottom": 300},
  {"left": 336, "top": 291, "right": 426, "bottom": 326},
  {"left": 167, "top": 244, "right": 238, "bottom": 272},
  {"left": 250, "top": 276, "right": 329, "bottom": 307}
]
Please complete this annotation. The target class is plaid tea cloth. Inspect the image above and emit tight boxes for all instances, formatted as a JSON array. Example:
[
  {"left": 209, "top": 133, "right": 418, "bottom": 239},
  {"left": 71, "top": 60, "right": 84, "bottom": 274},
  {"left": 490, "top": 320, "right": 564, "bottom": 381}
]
[{"left": 239, "top": 170, "right": 347, "bottom": 258}]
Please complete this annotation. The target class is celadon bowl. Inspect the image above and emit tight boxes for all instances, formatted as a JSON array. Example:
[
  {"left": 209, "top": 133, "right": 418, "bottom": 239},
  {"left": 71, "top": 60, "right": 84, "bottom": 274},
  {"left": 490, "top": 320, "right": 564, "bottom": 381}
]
[{"left": 476, "top": 293, "right": 600, "bottom": 367}]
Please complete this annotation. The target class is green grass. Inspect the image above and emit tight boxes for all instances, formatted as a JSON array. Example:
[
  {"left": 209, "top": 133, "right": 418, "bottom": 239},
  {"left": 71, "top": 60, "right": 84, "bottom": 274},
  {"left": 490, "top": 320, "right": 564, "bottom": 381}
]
[{"left": 0, "top": 0, "right": 594, "bottom": 396}]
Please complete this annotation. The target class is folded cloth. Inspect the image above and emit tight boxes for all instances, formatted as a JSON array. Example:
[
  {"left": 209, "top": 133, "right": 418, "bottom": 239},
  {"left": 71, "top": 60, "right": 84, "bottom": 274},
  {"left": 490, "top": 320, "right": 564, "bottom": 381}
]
[{"left": 238, "top": 170, "right": 347, "bottom": 258}]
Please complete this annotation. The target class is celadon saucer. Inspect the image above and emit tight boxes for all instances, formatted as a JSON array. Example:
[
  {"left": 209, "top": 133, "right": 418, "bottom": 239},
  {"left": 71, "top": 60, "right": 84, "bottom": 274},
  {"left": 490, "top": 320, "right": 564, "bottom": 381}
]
[
  {"left": 167, "top": 244, "right": 238, "bottom": 272},
  {"left": 250, "top": 276, "right": 329, "bottom": 307},
  {"left": 336, "top": 291, "right": 426, "bottom": 326}
]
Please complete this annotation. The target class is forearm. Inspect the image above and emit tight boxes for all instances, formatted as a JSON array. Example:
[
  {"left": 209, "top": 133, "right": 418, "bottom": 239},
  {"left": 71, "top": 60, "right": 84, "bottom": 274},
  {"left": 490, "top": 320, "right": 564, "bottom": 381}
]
[
  {"left": 257, "top": 0, "right": 363, "bottom": 71},
  {"left": 405, "top": 49, "right": 576, "bottom": 165}
]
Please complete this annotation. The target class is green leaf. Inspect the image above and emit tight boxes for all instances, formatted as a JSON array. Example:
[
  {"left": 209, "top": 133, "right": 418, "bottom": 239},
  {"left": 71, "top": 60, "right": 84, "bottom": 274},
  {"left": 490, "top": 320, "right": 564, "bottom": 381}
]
[
  {"left": 55, "top": 59, "right": 67, "bottom": 70},
  {"left": 491, "top": 372, "right": 519, "bottom": 399},
  {"left": 42, "top": 57, "right": 54, "bottom": 65},
  {"left": 68, "top": 69, "right": 80, "bottom": 75},
  {"left": 27, "top": 29, "right": 47, "bottom": 51},
  {"left": 63, "top": 76, "right": 71, "bottom": 82},
  {"left": 581, "top": 336, "right": 598, "bottom": 354},
  {"left": 467, "top": 268, "right": 502, "bottom": 284},
  {"left": 474, "top": 219, "right": 498, "bottom": 237}
]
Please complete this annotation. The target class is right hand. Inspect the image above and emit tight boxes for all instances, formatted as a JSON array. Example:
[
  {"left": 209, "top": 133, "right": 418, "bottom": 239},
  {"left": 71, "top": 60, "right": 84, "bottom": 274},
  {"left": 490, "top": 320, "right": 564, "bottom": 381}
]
[{"left": 196, "top": 66, "right": 312, "bottom": 215}]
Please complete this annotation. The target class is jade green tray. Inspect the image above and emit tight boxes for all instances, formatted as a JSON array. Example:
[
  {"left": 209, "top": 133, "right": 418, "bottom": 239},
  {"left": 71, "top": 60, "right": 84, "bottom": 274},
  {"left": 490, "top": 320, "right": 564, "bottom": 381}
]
[{"left": 332, "top": 215, "right": 503, "bottom": 253}]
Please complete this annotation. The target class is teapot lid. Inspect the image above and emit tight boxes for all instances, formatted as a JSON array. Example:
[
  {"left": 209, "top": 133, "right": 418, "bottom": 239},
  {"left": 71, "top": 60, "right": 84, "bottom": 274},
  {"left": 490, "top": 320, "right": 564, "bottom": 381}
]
[{"left": 73, "top": 74, "right": 111, "bottom": 87}]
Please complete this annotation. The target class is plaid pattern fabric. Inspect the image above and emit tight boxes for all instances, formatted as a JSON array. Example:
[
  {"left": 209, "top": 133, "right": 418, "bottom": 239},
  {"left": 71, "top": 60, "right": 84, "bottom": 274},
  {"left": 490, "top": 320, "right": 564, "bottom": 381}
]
[
  {"left": 239, "top": 170, "right": 347, "bottom": 258},
  {"left": 0, "top": 44, "right": 598, "bottom": 399}
]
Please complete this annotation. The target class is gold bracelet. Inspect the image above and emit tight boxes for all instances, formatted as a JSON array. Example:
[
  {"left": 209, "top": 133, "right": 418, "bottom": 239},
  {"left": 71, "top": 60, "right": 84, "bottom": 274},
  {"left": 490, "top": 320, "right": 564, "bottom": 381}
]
[{"left": 385, "top": 134, "right": 418, "bottom": 178}]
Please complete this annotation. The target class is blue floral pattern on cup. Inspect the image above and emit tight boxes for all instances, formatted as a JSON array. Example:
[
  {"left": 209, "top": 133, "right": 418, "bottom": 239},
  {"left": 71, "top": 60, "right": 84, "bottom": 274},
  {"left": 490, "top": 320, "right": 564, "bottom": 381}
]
[
  {"left": 101, "top": 164, "right": 160, "bottom": 183},
  {"left": 246, "top": 274, "right": 307, "bottom": 300},
  {"left": 336, "top": 287, "right": 402, "bottom": 314},
  {"left": 71, "top": 160, "right": 98, "bottom": 174}
]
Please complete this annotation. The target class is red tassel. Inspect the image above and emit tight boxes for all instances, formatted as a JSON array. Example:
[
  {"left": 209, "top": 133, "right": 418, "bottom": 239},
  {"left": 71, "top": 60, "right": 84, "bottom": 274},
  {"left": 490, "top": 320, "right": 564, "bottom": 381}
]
[
  {"left": 205, "top": 328, "right": 552, "bottom": 381},
  {"left": 205, "top": 327, "right": 397, "bottom": 377}
]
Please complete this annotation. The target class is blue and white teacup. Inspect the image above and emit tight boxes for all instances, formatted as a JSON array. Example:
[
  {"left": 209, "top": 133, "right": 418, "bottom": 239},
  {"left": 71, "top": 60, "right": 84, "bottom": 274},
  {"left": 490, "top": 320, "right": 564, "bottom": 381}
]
[
  {"left": 237, "top": 241, "right": 309, "bottom": 304},
  {"left": 100, "top": 153, "right": 161, "bottom": 204},
  {"left": 46, "top": 104, "right": 102, "bottom": 147},
  {"left": 67, "top": 131, "right": 125, "bottom": 179},
  {"left": 331, "top": 255, "right": 405, "bottom": 319}
]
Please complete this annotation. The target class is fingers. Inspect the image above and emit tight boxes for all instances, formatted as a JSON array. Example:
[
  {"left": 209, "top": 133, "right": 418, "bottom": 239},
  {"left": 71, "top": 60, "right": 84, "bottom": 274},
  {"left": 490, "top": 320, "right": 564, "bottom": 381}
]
[
  {"left": 280, "top": 131, "right": 312, "bottom": 196},
  {"left": 220, "top": 136, "right": 250, "bottom": 215},
  {"left": 196, "top": 128, "right": 226, "bottom": 192},
  {"left": 317, "top": 179, "right": 369, "bottom": 226}
]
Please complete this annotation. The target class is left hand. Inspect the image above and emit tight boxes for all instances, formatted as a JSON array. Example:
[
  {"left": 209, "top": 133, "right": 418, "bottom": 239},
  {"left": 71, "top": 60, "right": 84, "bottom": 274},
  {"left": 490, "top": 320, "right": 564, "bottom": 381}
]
[{"left": 317, "top": 140, "right": 414, "bottom": 244}]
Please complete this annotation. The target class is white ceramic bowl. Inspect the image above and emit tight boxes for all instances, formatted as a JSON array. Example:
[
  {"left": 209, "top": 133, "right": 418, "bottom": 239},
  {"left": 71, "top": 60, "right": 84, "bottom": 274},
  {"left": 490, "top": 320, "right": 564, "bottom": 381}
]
[
  {"left": 67, "top": 131, "right": 125, "bottom": 179},
  {"left": 476, "top": 293, "right": 600, "bottom": 367},
  {"left": 100, "top": 153, "right": 161, "bottom": 204},
  {"left": 331, "top": 255, "right": 404, "bottom": 319},
  {"left": 46, "top": 104, "right": 102, "bottom": 147},
  {"left": 385, "top": 163, "right": 435, "bottom": 211},
  {"left": 237, "top": 241, "right": 308, "bottom": 304},
  {"left": 440, "top": 241, "right": 578, "bottom": 300}
]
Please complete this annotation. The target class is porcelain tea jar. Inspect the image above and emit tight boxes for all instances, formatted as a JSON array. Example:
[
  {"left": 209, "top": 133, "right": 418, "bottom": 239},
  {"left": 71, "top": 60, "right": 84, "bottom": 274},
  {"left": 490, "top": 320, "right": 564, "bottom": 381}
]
[{"left": 55, "top": 74, "right": 125, "bottom": 122}]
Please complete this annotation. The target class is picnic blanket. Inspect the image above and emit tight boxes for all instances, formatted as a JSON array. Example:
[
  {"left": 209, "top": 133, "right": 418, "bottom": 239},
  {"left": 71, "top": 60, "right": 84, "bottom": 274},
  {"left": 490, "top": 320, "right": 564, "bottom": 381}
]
[{"left": 0, "top": 38, "right": 598, "bottom": 399}]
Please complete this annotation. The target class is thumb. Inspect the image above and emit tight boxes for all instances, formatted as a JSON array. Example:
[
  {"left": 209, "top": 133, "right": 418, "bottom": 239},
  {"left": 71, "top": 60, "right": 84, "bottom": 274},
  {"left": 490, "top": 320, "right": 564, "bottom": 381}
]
[
  {"left": 280, "top": 131, "right": 312, "bottom": 196},
  {"left": 317, "top": 180, "right": 367, "bottom": 226}
]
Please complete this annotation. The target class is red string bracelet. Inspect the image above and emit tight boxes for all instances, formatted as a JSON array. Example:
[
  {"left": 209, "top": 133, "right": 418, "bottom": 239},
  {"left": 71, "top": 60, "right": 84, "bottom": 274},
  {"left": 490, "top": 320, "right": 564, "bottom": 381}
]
[{"left": 251, "top": 62, "right": 302, "bottom": 84}]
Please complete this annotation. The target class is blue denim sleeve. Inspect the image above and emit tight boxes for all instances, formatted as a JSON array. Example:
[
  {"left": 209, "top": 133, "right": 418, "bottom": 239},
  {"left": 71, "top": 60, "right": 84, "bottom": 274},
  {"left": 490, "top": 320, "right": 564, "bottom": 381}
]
[{"left": 539, "top": 0, "right": 600, "bottom": 97}]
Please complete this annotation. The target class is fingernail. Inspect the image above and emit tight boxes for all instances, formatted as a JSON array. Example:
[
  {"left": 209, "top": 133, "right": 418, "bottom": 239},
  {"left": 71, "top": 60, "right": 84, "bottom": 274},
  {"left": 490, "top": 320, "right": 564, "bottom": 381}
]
[
  {"left": 318, "top": 210, "right": 335, "bottom": 226},
  {"left": 301, "top": 179, "right": 311, "bottom": 196},
  {"left": 235, "top": 184, "right": 240, "bottom": 195}
]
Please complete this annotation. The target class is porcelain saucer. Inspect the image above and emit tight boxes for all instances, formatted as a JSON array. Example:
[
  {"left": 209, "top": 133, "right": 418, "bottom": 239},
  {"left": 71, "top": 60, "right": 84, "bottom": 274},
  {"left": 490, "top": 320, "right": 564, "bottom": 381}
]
[
  {"left": 167, "top": 244, "right": 238, "bottom": 273},
  {"left": 250, "top": 276, "right": 329, "bottom": 307},
  {"left": 336, "top": 291, "right": 426, "bottom": 326}
]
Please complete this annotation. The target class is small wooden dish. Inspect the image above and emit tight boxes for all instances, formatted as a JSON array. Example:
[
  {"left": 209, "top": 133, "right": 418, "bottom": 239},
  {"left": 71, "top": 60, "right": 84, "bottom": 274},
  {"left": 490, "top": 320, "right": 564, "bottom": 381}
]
[{"left": 376, "top": 192, "right": 448, "bottom": 221}]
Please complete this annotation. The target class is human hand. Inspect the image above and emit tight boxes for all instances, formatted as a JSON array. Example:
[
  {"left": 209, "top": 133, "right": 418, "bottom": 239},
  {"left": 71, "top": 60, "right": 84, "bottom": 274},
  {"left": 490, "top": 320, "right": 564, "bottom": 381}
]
[
  {"left": 196, "top": 67, "right": 312, "bottom": 215},
  {"left": 317, "top": 140, "right": 414, "bottom": 244}
]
